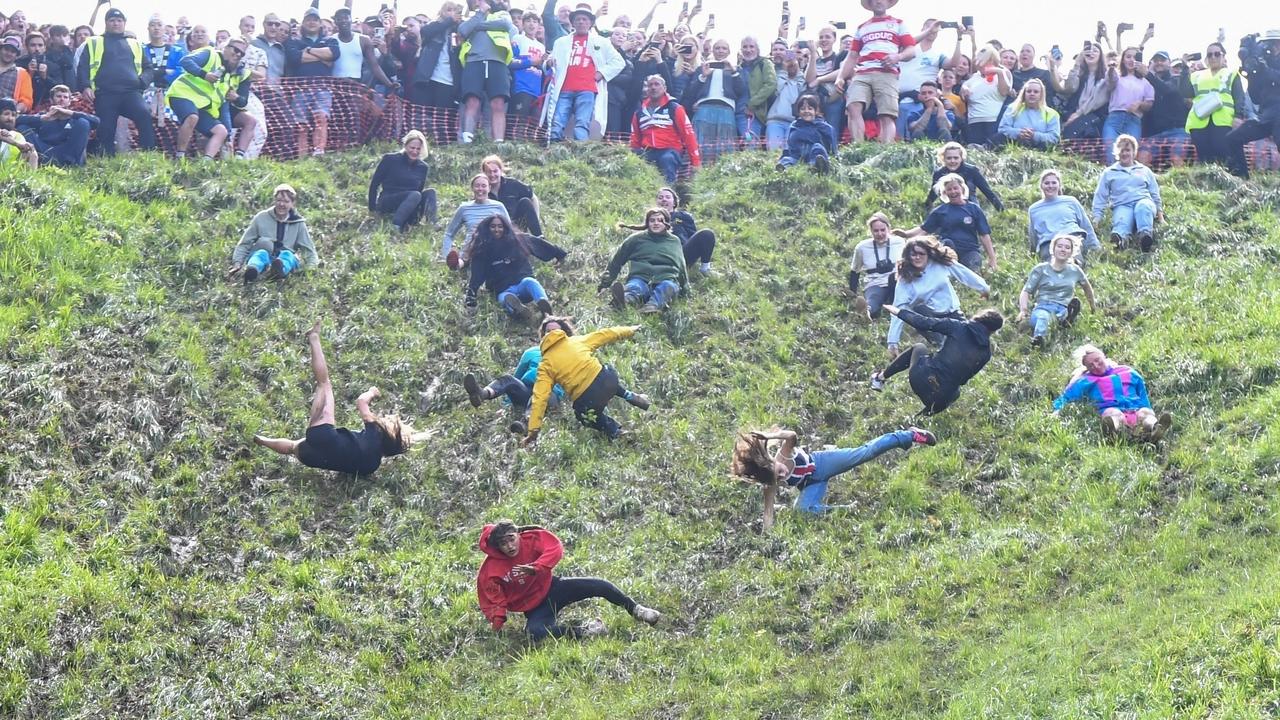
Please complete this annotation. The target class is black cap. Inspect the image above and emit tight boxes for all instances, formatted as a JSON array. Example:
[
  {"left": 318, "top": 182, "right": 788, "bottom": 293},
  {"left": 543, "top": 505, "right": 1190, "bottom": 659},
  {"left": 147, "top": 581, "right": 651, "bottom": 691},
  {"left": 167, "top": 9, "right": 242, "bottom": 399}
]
[
  {"left": 104, "top": 8, "right": 126, "bottom": 21},
  {"left": 0, "top": 98, "right": 17, "bottom": 114}
]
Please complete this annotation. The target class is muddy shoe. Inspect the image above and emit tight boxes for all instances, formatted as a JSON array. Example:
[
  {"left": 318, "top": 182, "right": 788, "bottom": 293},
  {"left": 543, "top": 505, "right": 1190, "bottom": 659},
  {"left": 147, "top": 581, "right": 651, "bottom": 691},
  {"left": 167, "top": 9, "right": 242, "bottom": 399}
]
[
  {"left": 504, "top": 296, "right": 534, "bottom": 324},
  {"left": 242, "top": 266, "right": 259, "bottom": 283},
  {"left": 535, "top": 298, "right": 554, "bottom": 316},
  {"left": 1064, "top": 297, "right": 1082, "bottom": 325},
  {"left": 1137, "top": 229, "right": 1154, "bottom": 253},
  {"left": 639, "top": 302, "right": 661, "bottom": 314},
  {"left": 814, "top": 155, "right": 830, "bottom": 174},
  {"left": 625, "top": 392, "right": 651, "bottom": 410},
  {"left": 609, "top": 281, "right": 627, "bottom": 309},
  {"left": 1149, "top": 412, "right": 1173, "bottom": 442},
  {"left": 1031, "top": 335, "right": 1045, "bottom": 349},
  {"left": 1099, "top": 414, "right": 1119, "bottom": 439},
  {"left": 507, "top": 419, "right": 527, "bottom": 435},
  {"left": 463, "top": 373, "right": 484, "bottom": 408},
  {"left": 632, "top": 604, "right": 661, "bottom": 626},
  {"left": 579, "top": 618, "right": 609, "bottom": 637},
  {"left": 1110, "top": 232, "right": 1126, "bottom": 250}
]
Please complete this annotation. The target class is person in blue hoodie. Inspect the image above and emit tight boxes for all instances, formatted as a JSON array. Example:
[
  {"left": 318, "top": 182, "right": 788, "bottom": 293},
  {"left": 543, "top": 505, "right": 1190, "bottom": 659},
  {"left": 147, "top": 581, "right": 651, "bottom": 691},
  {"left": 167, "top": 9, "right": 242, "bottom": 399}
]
[{"left": 776, "top": 93, "right": 835, "bottom": 172}]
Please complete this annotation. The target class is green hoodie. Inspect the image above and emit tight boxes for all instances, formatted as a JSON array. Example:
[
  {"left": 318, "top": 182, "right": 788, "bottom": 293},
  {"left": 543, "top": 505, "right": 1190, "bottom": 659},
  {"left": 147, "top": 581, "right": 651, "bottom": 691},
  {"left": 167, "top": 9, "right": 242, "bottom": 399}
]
[{"left": 601, "top": 230, "right": 689, "bottom": 290}]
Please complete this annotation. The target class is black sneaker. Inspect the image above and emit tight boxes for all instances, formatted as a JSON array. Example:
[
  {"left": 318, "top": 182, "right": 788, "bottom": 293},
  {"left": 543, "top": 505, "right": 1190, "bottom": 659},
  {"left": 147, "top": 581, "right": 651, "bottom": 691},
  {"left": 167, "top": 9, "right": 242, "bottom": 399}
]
[
  {"left": 463, "top": 373, "right": 483, "bottom": 408},
  {"left": 1149, "top": 412, "right": 1173, "bottom": 442},
  {"left": 1065, "top": 298, "right": 1082, "bottom": 325},
  {"left": 609, "top": 281, "right": 626, "bottom": 309},
  {"left": 242, "top": 266, "right": 259, "bottom": 283},
  {"left": 535, "top": 298, "right": 553, "bottom": 316},
  {"left": 814, "top": 155, "right": 830, "bottom": 173},
  {"left": 625, "top": 392, "right": 651, "bottom": 410},
  {"left": 508, "top": 419, "right": 527, "bottom": 435},
  {"left": 1110, "top": 232, "right": 1125, "bottom": 250},
  {"left": 775, "top": 162, "right": 786, "bottom": 172},
  {"left": 1137, "top": 229, "right": 1154, "bottom": 253},
  {"left": 1031, "top": 335, "right": 1045, "bottom": 349},
  {"left": 270, "top": 257, "right": 286, "bottom": 279}
]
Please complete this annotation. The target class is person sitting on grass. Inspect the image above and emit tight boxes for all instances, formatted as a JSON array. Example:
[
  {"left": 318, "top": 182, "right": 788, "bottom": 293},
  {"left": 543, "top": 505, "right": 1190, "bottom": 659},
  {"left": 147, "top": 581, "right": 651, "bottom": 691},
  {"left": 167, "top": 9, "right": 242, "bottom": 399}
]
[
  {"left": 996, "top": 77, "right": 1060, "bottom": 148},
  {"left": 1051, "top": 343, "right": 1173, "bottom": 442},
  {"left": 1017, "top": 234, "right": 1097, "bottom": 348},
  {"left": 922, "top": 141, "right": 1004, "bottom": 213},
  {"left": 462, "top": 214, "right": 556, "bottom": 324},
  {"left": 849, "top": 211, "right": 905, "bottom": 321},
  {"left": 476, "top": 520, "right": 661, "bottom": 640},
  {"left": 731, "top": 425, "right": 937, "bottom": 531},
  {"left": 776, "top": 93, "right": 835, "bottom": 173},
  {"left": 0, "top": 98, "right": 38, "bottom": 168},
  {"left": 870, "top": 303, "right": 1003, "bottom": 416},
  {"left": 524, "top": 316, "right": 651, "bottom": 446},
  {"left": 600, "top": 208, "right": 689, "bottom": 314},
  {"left": 252, "top": 321, "right": 432, "bottom": 476},
  {"left": 368, "top": 129, "right": 438, "bottom": 233},
  {"left": 884, "top": 236, "right": 989, "bottom": 358},
  {"left": 1027, "top": 168, "right": 1100, "bottom": 263},
  {"left": 442, "top": 174, "right": 512, "bottom": 269},
  {"left": 655, "top": 186, "right": 717, "bottom": 277},
  {"left": 896, "top": 174, "right": 997, "bottom": 273},
  {"left": 481, "top": 154, "right": 545, "bottom": 237},
  {"left": 1091, "top": 133, "right": 1163, "bottom": 252},
  {"left": 230, "top": 184, "right": 319, "bottom": 283}
]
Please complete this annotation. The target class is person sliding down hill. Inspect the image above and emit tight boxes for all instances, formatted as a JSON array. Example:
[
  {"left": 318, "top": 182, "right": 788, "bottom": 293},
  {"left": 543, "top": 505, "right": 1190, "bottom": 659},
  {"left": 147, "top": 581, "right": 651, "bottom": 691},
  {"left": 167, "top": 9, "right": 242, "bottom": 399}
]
[
  {"left": 599, "top": 208, "right": 689, "bottom": 314},
  {"left": 462, "top": 214, "right": 557, "bottom": 325},
  {"left": 731, "top": 426, "right": 937, "bottom": 531},
  {"left": 869, "top": 304, "right": 1004, "bottom": 416},
  {"left": 476, "top": 520, "right": 662, "bottom": 640},
  {"left": 1051, "top": 343, "right": 1173, "bottom": 441},
  {"left": 463, "top": 343, "right": 567, "bottom": 436},
  {"left": 252, "top": 322, "right": 432, "bottom": 475},
  {"left": 523, "top": 316, "right": 651, "bottom": 446},
  {"left": 229, "top": 184, "right": 320, "bottom": 283}
]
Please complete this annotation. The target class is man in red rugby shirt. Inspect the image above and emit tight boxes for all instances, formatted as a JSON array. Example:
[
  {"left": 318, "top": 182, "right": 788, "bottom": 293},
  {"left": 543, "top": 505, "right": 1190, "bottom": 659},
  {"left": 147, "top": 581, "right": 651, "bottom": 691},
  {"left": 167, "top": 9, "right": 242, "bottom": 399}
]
[{"left": 834, "top": 0, "right": 938, "bottom": 144}]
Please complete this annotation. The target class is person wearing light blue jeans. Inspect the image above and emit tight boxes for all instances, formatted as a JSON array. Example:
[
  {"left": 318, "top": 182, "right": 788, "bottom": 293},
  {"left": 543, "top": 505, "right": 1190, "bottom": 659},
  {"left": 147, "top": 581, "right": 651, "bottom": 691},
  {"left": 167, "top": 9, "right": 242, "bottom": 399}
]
[
  {"left": 550, "top": 90, "right": 595, "bottom": 141},
  {"left": 1101, "top": 48, "right": 1154, "bottom": 163},
  {"left": 731, "top": 426, "right": 937, "bottom": 531},
  {"left": 624, "top": 278, "right": 679, "bottom": 310},
  {"left": 1018, "top": 234, "right": 1096, "bottom": 347},
  {"left": 1091, "top": 134, "right": 1163, "bottom": 250}
]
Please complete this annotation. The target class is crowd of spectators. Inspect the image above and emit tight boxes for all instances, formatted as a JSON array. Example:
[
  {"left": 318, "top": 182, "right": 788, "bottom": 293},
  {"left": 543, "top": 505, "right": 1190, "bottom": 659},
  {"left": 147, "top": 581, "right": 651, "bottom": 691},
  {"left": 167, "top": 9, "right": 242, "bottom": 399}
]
[{"left": 0, "top": 1, "right": 1277, "bottom": 174}]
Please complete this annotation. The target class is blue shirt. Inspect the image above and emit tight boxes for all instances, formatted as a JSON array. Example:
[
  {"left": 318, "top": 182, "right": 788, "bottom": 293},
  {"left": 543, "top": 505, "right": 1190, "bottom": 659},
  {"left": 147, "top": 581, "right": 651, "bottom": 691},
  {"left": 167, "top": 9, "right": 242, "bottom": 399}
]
[
  {"left": 1027, "top": 195, "right": 1099, "bottom": 253},
  {"left": 285, "top": 34, "right": 341, "bottom": 78},
  {"left": 905, "top": 107, "right": 956, "bottom": 140},
  {"left": 922, "top": 201, "right": 991, "bottom": 255},
  {"left": 1091, "top": 162, "right": 1162, "bottom": 221}
]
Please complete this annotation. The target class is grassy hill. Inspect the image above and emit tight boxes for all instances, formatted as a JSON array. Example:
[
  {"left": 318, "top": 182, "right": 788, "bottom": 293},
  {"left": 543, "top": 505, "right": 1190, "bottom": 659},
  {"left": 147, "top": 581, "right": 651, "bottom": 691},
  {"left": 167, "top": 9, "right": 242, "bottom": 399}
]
[{"left": 3, "top": 141, "right": 1280, "bottom": 718}]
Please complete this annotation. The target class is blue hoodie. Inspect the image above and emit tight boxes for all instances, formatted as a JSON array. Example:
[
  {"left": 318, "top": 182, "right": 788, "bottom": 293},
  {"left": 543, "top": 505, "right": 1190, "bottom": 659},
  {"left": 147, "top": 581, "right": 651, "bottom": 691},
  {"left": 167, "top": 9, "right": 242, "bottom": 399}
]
[{"left": 781, "top": 116, "right": 835, "bottom": 162}]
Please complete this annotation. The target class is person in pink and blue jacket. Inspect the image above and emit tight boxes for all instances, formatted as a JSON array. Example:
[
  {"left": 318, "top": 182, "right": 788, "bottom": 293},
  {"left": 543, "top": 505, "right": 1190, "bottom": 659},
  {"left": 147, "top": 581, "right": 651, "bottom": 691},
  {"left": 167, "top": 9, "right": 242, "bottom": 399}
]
[{"left": 1051, "top": 344, "right": 1172, "bottom": 441}]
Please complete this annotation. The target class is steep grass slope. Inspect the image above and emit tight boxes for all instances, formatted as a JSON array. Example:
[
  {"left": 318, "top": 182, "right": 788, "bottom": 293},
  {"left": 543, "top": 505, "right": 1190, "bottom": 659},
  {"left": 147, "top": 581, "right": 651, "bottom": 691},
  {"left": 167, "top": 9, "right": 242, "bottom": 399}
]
[{"left": 3, "top": 142, "right": 1280, "bottom": 718}]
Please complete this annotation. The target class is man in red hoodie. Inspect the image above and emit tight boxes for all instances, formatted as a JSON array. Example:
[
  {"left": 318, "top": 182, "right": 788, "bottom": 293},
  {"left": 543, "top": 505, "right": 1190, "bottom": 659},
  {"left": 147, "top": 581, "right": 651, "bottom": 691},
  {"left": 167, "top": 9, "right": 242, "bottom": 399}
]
[
  {"left": 629, "top": 73, "right": 701, "bottom": 183},
  {"left": 476, "top": 520, "right": 662, "bottom": 639}
]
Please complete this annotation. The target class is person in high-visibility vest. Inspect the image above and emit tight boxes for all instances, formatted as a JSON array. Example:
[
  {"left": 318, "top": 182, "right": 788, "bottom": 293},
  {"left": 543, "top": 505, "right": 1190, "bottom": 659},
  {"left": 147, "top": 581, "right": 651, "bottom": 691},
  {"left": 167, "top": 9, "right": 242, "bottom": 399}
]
[
  {"left": 167, "top": 38, "right": 254, "bottom": 160},
  {"left": 456, "top": 0, "right": 518, "bottom": 143},
  {"left": 1180, "top": 42, "right": 1248, "bottom": 165},
  {"left": 74, "top": 8, "right": 157, "bottom": 155}
]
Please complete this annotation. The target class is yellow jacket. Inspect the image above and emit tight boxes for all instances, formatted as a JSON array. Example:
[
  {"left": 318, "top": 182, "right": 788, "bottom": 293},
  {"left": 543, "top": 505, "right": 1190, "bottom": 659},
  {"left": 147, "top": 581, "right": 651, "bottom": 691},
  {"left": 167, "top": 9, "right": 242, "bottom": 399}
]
[{"left": 528, "top": 326, "right": 636, "bottom": 432}]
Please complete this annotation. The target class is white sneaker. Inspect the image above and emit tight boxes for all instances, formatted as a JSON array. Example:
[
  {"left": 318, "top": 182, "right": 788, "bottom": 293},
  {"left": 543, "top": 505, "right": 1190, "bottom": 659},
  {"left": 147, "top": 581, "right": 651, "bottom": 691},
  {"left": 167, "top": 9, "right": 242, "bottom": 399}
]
[
  {"left": 869, "top": 372, "right": 885, "bottom": 391},
  {"left": 632, "top": 604, "right": 661, "bottom": 626},
  {"left": 579, "top": 618, "right": 608, "bottom": 637},
  {"left": 460, "top": 131, "right": 475, "bottom": 144}
]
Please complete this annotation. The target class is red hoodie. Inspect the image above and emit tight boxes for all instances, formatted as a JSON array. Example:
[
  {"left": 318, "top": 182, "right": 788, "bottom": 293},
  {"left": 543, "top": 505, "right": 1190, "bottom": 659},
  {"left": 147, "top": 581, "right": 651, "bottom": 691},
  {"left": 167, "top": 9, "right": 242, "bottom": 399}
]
[
  {"left": 628, "top": 92, "right": 702, "bottom": 168},
  {"left": 475, "top": 525, "right": 564, "bottom": 630}
]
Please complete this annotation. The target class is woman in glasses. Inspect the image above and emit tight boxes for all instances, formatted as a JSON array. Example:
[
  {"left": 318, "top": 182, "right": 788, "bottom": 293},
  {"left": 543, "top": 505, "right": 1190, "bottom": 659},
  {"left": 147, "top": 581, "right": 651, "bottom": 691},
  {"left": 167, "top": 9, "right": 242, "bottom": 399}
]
[
  {"left": 882, "top": 236, "right": 989, "bottom": 359},
  {"left": 1180, "top": 42, "right": 1248, "bottom": 166}
]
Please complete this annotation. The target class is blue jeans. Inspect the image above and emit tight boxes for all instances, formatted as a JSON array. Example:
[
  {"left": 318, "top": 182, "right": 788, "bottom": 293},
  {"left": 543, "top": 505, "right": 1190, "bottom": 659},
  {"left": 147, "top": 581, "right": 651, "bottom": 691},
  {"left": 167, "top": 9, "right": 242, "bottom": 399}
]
[
  {"left": 1102, "top": 111, "right": 1143, "bottom": 163},
  {"left": 738, "top": 115, "right": 763, "bottom": 146},
  {"left": 624, "top": 278, "right": 679, "bottom": 310},
  {"left": 551, "top": 90, "right": 595, "bottom": 141},
  {"left": 896, "top": 99, "right": 923, "bottom": 139},
  {"left": 1111, "top": 198, "right": 1156, "bottom": 237},
  {"left": 823, "top": 96, "right": 846, "bottom": 144},
  {"left": 497, "top": 277, "right": 548, "bottom": 314},
  {"left": 778, "top": 142, "right": 829, "bottom": 168},
  {"left": 1030, "top": 301, "right": 1068, "bottom": 338},
  {"left": 765, "top": 120, "right": 790, "bottom": 151},
  {"left": 641, "top": 148, "right": 682, "bottom": 182},
  {"left": 795, "top": 431, "right": 914, "bottom": 513}
]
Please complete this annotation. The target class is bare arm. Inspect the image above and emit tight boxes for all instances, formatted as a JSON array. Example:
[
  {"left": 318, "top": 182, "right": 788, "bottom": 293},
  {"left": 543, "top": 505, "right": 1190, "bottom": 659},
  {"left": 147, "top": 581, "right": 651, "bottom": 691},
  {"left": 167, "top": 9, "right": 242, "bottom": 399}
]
[
  {"left": 980, "top": 234, "right": 997, "bottom": 270},
  {"left": 762, "top": 483, "right": 778, "bottom": 532},
  {"left": 636, "top": 0, "right": 665, "bottom": 32},
  {"left": 356, "top": 386, "right": 381, "bottom": 422},
  {"left": 1080, "top": 278, "right": 1097, "bottom": 310},
  {"left": 362, "top": 36, "right": 396, "bottom": 87},
  {"left": 1017, "top": 289, "right": 1031, "bottom": 319},
  {"left": 893, "top": 226, "right": 926, "bottom": 239}
]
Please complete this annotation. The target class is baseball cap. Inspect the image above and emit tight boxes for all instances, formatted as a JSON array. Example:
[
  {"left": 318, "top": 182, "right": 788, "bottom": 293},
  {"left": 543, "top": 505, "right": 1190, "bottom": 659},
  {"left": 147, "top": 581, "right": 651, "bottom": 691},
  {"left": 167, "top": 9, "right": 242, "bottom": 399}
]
[
  {"left": 263, "top": 12, "right": 283, "bottom": 25},
  {"left": 104, "top": 8, "right": 127, "bottom": 22},
  {"left": 1151, "top": 50, "right": 1170, "bottom": 61},
  {"left": 273, "top": 183, "right": 298, "bottom": 198},
  {"left": 303, "top": 7, "right": 322, "bottom": 19},
  {"left": 0, "top": 37, "right": 21, "bottom": 52}
]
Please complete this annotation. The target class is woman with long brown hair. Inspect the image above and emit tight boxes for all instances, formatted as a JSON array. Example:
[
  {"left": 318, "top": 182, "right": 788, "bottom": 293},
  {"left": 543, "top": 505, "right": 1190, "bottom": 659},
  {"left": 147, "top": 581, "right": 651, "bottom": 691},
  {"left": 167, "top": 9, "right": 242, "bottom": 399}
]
[{"left": 884, "top": 236, "right": 989, "bottom": 358}]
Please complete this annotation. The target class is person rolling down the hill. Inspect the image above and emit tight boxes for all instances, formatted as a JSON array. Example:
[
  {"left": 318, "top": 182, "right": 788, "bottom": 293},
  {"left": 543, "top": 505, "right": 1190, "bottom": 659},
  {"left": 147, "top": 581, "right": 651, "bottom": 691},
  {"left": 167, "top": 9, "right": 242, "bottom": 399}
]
[
  {"left": 1091, "top": 133, "right": 1163, "bottom": 252},
  {"left": 441, "top": 173, "right": 511, "bottom": 269},
  {"left": 599, "top": 208, "right": 690, "bottom": 315},
  {"left": 1027, "top": 168, "right": 1100, "bottom": 264},
  {"left": 463, "top": 343, "right": 568, "bottom": 436},
  {"left": 252, "top": 322, "right": 432, "bottom": 475},
  {"left": 884, "top": 237, "right": 989, "bottom": 358},
  {"left": 1051, "top": 344, "right": 1173, "bottom": 441},
  {"left": 655, "top": 186, "right": 717, "bottom": 277},
  {"left": 849, "top": 211, "right": 905, "bottom": 321},
  {"left": 922, "top": 141, "right": 1004, "bottom": 213},
  {"left": 523, "top": 316, "right": 651, "bottom": 446},
  {"left": 870, "top": 304, "right": 1005, "bottom": 416},
  {"left": 731, "top": 426, "right": 937, "bottom": 531},
  {"left": 476, "top": 520, "right": 662, "bottom": 640},
  {"left": 461, "top": 214, "right": 557, "bottom": 324},
  {"left": 368, "top": 129, "right": 438, "bottom": 233},
  {"left": 894, "top": 174, "right": 997, "bottom": 273},
  {"left": 1017, "top": 234, "right": 1097, "bottom": 348},
  {"left": 229, "top": 184, "right": 320, "bottom": 283}
]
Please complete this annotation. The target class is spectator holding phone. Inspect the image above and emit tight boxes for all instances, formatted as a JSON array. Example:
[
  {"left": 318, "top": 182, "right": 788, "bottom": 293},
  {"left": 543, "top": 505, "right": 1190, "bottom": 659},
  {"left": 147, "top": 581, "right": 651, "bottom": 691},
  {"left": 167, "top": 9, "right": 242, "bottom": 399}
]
[
  {"left": 682, "top": 38, "right": 745, "bottom": 161},
  {"left": 808, "top": 27, "right": 848, "bottom": 141},
  {"left": 765, "top": 47, "right": 807, "bottom": 150},
  {"left": 1101, "top": 47, "right": 1155, "bottom": 162},
  {"left": 834, "top": 0, "right": 921, "bottom": 144},
  {"left": 960, "top": 45, "right": 1011, "bottom": 146},
  {"left": 1057, "top": 41, "right": 1110, "bottom": 140},
  {"left": 1180, "top": 42, "right": 1248, "bottom": 166},
  {"left": 896, "top": 19, "right": 962, "bottom": 139}
]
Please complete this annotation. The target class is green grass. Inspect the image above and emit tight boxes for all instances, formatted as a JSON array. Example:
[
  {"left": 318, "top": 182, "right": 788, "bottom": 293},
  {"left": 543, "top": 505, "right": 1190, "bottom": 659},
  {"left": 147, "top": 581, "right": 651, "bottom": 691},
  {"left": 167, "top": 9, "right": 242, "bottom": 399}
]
[{"left": 2, "top": 141, "right": 1280, "bottom": 718}]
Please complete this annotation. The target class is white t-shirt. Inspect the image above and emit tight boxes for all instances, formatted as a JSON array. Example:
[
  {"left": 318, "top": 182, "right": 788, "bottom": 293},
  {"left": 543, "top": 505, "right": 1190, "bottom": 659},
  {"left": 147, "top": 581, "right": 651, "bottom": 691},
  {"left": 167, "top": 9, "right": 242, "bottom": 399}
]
[
  {"left": 430, "top": 41, "right": 454, "bottom": 84},
  {"left": 850, "top": 237, "right": 906, "bottom": 288},
  {"left": 962, "top": 72, "right": 1006, "bottom": 123},
  {"left": 898, "top": 50, "right": 948, "bottom": 94}
]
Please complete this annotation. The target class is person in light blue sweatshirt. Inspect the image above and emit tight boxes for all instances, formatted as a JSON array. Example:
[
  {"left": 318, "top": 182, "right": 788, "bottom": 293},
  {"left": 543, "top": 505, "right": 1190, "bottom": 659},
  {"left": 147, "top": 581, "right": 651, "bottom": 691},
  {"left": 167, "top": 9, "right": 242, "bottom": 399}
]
[
  {"left": 442, "top": 174, "right": 513, "bottom": 267},
  {"left": 885, "top": 236, "right": 990, "bottom": 357},
  {"left": 1091, "top": 134, "right": 1164, "bottom": 252},
  {"left": 997, "top": 78, "right": 1061, "bottom": 149},
  {"left": 1027, "top": 168, "right": 1100, "bottom": 262}
]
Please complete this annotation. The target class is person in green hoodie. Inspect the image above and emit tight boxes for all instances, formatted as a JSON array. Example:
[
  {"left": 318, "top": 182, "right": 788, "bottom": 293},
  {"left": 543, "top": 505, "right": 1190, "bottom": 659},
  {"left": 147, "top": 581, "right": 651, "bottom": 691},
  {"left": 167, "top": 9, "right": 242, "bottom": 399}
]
[
  {"left": 599, "top": 207, "right": 689, "bottom": 314},
  {"left": 229, "top": 184, "right": 319, "bottom": 283}
]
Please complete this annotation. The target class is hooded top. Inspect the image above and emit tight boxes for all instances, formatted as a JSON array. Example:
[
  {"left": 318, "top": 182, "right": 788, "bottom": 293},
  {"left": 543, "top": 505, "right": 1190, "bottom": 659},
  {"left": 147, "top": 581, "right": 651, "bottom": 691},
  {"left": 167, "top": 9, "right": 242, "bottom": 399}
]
[
  {"left": 895, "top": 307, "right": 994, "bottom": 388},
  {"left": 528, "top": 326, "right": 636, "bottom": 432},
  {"left": 1052, "top": 364, "right": 1152, "bottom": 414},
  {"left": 475, "top": 524, "right": 564, "bottom": 630}
]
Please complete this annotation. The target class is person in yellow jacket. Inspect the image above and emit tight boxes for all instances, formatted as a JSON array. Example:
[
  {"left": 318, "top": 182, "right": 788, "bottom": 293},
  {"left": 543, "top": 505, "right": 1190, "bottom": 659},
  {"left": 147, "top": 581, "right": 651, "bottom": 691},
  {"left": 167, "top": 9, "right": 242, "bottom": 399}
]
[
  {"left": 524, "top": 316, "right": 651, "bottom": 446},
  {"left": 1181, "top": 42, "right": 1249, "bottom": 165},
  {"left": 167, "top": 38, "right": 255, "bottom": 160}
]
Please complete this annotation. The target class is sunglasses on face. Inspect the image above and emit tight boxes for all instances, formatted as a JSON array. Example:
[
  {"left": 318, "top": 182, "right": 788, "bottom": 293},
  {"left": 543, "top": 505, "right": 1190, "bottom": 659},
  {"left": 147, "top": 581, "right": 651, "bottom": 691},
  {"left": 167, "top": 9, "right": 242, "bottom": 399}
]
[
  {"left": 1206, "top": 51, "right": 1224, "bottom": 58},
  {"left": 228, "top": 46, "right": 245, "bottom": 55}
]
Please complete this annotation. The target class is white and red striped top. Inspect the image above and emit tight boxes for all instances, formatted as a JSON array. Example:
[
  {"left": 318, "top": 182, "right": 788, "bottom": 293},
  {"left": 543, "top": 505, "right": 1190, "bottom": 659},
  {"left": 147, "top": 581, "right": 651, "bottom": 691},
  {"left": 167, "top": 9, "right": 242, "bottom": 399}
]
[{"left": 849, "top": 14, "right": 916, "bottom": 75}]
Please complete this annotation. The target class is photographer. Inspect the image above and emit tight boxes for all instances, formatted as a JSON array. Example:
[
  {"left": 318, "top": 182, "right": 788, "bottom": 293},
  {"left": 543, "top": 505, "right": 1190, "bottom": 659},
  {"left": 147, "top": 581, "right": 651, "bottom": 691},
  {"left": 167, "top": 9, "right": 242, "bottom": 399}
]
[{"left": 1226, "top": 30, "right": 1280, "bottom": 179}]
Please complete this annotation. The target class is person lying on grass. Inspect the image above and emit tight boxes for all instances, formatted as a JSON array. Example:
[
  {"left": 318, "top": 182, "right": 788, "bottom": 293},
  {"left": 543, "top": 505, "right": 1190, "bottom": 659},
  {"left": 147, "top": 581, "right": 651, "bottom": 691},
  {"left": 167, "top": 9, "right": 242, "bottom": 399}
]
[
  {"left": 253, "top": 321, "right": 432, "bottom": 475},
  {"left": 524, "top": 316, "right": 651, "bottom": 446},
  {"left": 870, "top": 304, "right": 1004, "bottom": 416},
  {"left": 1051, "top": 343, "right": 1173, "bottom": 441},
  {"left": 1017, "top": 233, "right": 1097, "bottom": 348},
  {"left": 476, "top": 519, "right": 661, "bottom": 640},
  {"left": 731, "top": 426, "right": 937, "bottom": 531}
]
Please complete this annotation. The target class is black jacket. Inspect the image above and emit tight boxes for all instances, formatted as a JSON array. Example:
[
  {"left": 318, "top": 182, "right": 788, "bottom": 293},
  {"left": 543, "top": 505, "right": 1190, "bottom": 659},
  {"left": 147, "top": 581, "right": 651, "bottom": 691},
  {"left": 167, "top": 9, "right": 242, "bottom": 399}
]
[
  {"left": 413, "top": 19, "right": 462, "bottom": 93},
  {"left": 923, "top": 162, "right": 1004, "bottom": 213},
  {"left": 680, "top": 66, "right": 747, "bottom": 111},
  {"left": 897, "top": 308, "right": 993, "bottom": 388},
  {"left": 368, "top": 151, "right": 429, "bottom": 209},
  {"left": 466, "top": 238, "right": 536, "bottom": 305},
  {"left": 1143, "top": 70, "right": 1189, "bottom": 136}
]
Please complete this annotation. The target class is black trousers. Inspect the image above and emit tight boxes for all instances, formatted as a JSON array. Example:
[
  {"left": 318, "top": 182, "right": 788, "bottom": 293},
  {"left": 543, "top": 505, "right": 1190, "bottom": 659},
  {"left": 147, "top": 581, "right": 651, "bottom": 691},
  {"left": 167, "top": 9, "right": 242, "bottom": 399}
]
[
  {"left": 523, "top": 576, "right": 635, "bottom": 640},
  {"left": 94, "top": 90, "right": 157, "bottom": 155},
  {"left": 377, "top": 188, "right": 438, "bottom": 228},
  {"left": 883, "top": 343, "right": 962, "bottom": 415},
  {"left": 1226, "top": 115, "right": 1280, "bottom": 178},
  {"left": 682, "top": 229, "right": 716, "bottom": 265},
  {"left": 574, "top": 364, "right": 626, "bottom": 438},
  {"left": 1191, "top": 124, "right": 1231, "bottom": 165},
  {"left": 508, "top": 196, "right": 543, "bottom": 236}
]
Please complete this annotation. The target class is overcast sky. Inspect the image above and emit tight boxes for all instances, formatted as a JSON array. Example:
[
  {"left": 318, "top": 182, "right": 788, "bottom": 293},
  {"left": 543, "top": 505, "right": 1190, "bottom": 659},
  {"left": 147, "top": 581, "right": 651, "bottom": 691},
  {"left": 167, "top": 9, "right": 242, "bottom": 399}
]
[{"left": 19, "top": 0, "right": 1268, "bottom": 62}]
